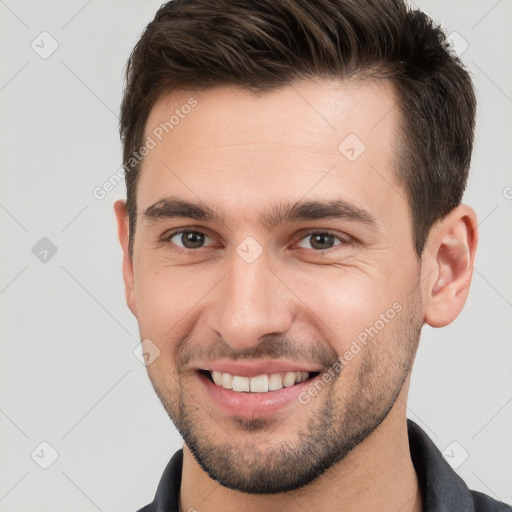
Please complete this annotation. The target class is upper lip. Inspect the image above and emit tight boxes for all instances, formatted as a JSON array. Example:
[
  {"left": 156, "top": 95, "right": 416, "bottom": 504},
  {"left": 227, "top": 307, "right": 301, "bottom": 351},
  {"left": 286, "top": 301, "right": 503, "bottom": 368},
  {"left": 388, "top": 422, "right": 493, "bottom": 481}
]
[{"left": 197, "top": 360, "right": 322, "bottom": 377}]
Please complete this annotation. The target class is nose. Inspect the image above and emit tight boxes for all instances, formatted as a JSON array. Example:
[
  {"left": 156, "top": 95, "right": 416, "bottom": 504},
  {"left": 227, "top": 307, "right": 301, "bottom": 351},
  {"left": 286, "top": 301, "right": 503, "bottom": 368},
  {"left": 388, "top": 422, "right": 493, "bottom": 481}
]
[{"left": 206, "top": 247, "right": 295, "bottom": 350}]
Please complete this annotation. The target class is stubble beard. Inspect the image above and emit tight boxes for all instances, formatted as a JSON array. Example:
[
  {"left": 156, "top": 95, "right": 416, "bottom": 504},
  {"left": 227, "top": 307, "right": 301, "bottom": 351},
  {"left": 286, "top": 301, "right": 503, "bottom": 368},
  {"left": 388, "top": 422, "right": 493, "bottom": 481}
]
[{"left": 148, "top": 288, "right": 423, "bottom": 494}]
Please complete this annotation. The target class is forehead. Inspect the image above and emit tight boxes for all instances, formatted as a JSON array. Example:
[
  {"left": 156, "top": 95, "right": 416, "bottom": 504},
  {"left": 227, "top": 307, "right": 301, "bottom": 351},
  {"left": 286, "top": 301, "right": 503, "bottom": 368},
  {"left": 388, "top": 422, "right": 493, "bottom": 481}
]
[{"left": 137, "top": 78, "right": 405, "bottom": 228}]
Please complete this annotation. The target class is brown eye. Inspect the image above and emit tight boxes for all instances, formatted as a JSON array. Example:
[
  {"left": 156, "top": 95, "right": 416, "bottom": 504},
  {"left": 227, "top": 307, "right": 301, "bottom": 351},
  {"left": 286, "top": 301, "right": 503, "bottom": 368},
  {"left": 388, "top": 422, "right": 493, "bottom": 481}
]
[
  {"left": 296, "top": 231, "right": 347, "bottom": 251},
  {"left": 165, "top": 230, "right": 212, "bottom": 250}
]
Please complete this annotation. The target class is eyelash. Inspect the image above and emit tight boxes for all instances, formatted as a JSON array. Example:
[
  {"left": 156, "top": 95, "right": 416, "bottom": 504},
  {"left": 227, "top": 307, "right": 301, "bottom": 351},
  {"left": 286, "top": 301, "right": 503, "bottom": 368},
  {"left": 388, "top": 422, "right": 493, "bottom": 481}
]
[{"left": 160, "top": 228, "right": 351, "bottom": 253}]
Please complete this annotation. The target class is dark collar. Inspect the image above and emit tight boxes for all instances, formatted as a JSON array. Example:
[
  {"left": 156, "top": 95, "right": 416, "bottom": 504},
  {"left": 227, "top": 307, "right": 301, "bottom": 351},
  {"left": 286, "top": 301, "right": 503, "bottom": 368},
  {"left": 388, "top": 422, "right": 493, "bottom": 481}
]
[
  {"left": 138, "top": 419, "right": 510, "bottom": 512},
  {"left": 407, "top": 419, "right": 473, "bottom": 511}
]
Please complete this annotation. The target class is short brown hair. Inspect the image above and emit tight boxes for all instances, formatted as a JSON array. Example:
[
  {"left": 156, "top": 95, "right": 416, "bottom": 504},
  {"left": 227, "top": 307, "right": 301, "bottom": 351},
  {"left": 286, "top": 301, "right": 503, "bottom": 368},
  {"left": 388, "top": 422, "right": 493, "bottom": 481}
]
[{"left": 119, "top": 0, "right": 476, "bottom": 258}]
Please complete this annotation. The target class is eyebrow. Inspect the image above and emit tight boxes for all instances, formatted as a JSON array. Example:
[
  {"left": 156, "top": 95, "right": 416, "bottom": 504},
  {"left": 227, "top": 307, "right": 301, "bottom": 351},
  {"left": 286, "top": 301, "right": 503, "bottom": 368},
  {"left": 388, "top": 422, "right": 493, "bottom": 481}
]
[{"left": 142, "top": 196, "right": 378, "bottom": 229}]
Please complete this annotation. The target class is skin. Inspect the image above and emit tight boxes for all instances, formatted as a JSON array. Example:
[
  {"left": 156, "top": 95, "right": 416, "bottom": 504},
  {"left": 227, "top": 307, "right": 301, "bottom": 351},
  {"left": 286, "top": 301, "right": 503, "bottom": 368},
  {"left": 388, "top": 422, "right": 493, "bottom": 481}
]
[{"left": 114, "top": 77, "right": 478, "bottom": 512}]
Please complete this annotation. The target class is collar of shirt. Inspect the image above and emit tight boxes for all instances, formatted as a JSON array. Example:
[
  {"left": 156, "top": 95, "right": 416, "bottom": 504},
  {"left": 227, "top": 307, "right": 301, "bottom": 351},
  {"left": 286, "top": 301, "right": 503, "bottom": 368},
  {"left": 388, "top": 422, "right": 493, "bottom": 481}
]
[{"left": 136, "top": 419, "right": 511, "bottom": 512}]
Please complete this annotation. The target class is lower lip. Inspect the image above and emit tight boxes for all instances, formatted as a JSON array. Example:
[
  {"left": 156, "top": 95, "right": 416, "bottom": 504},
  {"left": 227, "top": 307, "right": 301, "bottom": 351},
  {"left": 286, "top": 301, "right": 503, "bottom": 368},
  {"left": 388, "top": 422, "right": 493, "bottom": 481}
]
[{"left": 198, "top": 372, "right": 319, "bottom": 419}]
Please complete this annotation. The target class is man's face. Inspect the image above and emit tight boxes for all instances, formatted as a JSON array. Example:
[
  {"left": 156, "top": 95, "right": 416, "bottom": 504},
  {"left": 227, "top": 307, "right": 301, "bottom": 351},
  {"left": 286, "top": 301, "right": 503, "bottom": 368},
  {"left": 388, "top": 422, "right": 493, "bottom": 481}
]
[{"left": 124, "top": 78, "right": 424, "bottom": 493}]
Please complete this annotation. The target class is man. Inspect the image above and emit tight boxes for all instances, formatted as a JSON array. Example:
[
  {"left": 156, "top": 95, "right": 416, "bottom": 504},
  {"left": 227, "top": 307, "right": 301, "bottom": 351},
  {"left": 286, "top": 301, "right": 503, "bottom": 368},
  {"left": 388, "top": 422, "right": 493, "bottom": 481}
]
[{"left": 114, "top": 1, "right": 511, "bottom": 511}]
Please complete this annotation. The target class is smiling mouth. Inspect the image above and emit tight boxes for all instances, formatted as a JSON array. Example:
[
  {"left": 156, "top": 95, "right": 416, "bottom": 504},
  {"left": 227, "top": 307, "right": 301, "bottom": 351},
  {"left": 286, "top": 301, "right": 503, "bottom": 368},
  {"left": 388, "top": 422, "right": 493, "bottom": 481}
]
[{"left": 199, "top": 369, "right": 321, "bottom": 393}]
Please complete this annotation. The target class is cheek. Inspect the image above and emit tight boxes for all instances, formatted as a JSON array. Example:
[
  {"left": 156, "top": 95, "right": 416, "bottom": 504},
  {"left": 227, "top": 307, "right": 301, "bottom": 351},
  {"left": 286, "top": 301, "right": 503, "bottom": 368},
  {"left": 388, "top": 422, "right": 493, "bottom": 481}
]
[
  {"left": 133, "top": 264, "right": 212, "bottom": 342},
  {"left": 301, "top": 269, "right": 400, "bottom": 351}
]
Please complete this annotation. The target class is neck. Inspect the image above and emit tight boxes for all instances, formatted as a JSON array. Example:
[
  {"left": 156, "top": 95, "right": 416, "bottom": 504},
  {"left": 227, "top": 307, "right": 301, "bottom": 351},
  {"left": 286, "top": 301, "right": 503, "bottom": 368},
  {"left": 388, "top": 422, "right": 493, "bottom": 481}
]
[{"left": 179, "top": 383, "right": 422, "bottom": 512}]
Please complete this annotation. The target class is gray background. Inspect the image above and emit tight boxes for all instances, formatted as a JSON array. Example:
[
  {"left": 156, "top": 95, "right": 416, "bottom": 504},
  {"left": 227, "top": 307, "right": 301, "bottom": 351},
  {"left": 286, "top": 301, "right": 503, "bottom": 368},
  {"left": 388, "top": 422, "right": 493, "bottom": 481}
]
[{"left": 0, "top": 0, "right": 511, "bottom": 510}]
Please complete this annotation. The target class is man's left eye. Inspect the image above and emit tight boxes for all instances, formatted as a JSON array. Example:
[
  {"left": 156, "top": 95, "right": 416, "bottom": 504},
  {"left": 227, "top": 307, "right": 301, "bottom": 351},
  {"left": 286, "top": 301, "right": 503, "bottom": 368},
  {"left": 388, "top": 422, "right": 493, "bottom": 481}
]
[{"left": 296, "top": 231, "right": 347, "bottom": 251}]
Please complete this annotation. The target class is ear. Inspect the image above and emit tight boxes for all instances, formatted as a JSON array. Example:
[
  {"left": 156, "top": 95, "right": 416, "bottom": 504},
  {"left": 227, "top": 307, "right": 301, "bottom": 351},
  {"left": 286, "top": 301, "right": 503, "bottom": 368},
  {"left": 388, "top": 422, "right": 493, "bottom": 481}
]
[
  {"left": 113, "top": 199, "right": 137, "bottom": 317},
  {"left": 422, "top": 204, "right": 478, "bottom": 328}
]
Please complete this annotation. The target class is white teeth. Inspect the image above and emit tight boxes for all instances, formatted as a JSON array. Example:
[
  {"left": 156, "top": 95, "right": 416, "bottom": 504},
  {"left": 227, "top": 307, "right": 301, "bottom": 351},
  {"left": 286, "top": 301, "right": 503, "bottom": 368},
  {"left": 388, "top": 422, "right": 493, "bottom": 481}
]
[
  {"left": 232, "top": 376, "right": 250, "bottom": 392},
  {"left": 268, "top": 373, "right": 283, "bottom": 391},
  {"left": 221, "top": 372, "right": 233, "bottom": 389},
  {"left": 283, "top": 372, "right": 297, "bottom": 387},
  {"left": 250, "top": 374, "right": 269, "bottom": 392},
  {"left": 208, "top": 370, "right": 311, "bottom": 393},
  {"left": 296, "top": 371, "right": 309, "bottom": 383}
]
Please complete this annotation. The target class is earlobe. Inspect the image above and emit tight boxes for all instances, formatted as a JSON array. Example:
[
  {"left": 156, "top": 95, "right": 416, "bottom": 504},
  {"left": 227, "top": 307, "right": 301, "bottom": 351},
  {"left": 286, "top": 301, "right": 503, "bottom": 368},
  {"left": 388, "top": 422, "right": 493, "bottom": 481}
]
[
  {"left": 113, "top": 199, "right": 137, "bottom": 318},
  {"left": 423, "top": 205, "right": 478, "bottom": 328}
]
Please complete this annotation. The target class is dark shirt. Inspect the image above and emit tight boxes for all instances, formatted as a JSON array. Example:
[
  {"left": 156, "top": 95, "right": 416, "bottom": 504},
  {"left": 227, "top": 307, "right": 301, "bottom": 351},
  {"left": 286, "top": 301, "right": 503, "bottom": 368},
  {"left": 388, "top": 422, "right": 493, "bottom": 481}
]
[{"left": 136, "top": 419, "right": 512, "bottom": 511}]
